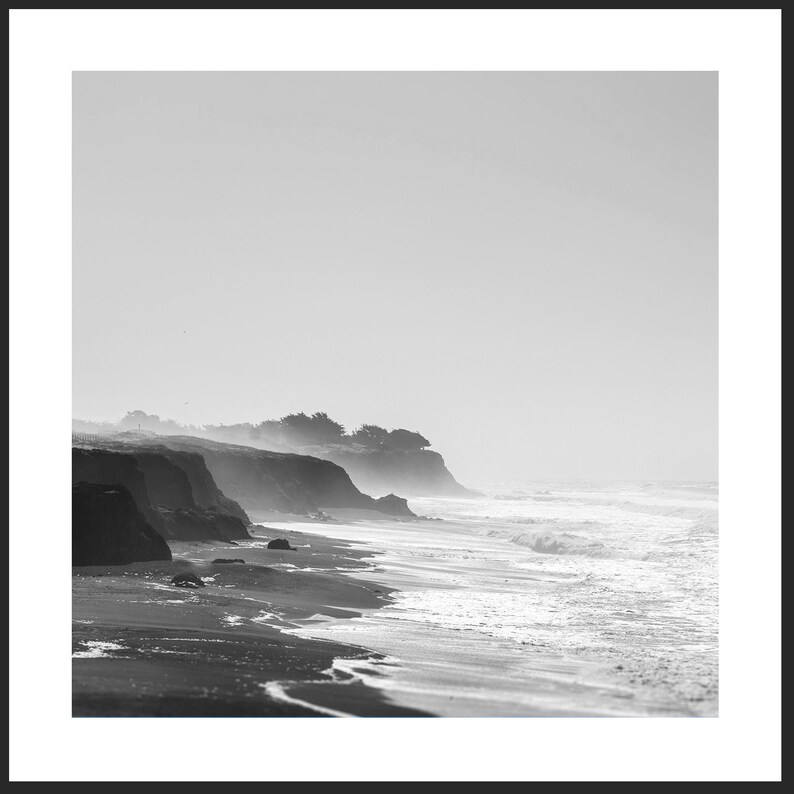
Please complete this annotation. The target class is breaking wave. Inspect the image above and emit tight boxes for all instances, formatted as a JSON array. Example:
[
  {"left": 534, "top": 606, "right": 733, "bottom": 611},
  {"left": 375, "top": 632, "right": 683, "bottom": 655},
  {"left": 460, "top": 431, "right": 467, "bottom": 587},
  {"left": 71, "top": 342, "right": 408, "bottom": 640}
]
[{"left": 483, "top": 527, "right": 643, "bottom": 559}]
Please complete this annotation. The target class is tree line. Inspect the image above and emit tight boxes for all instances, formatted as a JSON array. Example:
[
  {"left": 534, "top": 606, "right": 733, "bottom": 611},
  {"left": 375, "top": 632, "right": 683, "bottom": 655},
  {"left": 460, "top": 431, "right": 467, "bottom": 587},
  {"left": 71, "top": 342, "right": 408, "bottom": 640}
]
[
  {"left": 246, "top": 412, "right": 431, "bottom": 451},
  {"left": 87, "top": 410, "right": 432, "bottom": 452}
]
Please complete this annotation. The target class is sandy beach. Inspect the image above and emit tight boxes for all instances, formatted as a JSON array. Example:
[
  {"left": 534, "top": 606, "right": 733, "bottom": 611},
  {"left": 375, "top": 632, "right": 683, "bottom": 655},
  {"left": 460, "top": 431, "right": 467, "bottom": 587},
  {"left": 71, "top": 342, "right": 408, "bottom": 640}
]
[
  {"left": 72, "top": 522, "right": 429, "bottom": 717},
  {"left": 74, "top": 484, "right": 717, "bottom": 718}
]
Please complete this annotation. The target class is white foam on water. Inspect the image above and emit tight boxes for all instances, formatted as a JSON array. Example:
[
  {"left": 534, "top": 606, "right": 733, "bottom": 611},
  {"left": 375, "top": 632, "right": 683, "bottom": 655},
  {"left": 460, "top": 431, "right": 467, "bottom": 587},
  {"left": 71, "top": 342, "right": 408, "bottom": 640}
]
[
  {"left": 249, "top": 609, "right": 281, "bottom": 624},
  {"left": 277, "top": 481, "right": 718, "bottom": 717},
  {"left": 72, "top": 640, "right": 127, "bottom": 659},
  {"left": 258, "top": 682, "right": 354, "bottom": 718}
]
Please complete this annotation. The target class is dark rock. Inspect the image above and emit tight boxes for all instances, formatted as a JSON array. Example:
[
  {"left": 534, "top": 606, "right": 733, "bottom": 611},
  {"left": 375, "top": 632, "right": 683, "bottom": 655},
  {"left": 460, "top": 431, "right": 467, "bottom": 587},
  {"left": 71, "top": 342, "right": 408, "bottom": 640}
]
[
  {"left": 72, "top": 483, "right": 172, "bottom": 566},
  {"left": 155, "top": 506, "right": 250, "bottom": 543},
  {"left": 171, "top": 572, "right": 205, "bottom": 588},
  {"left": 212, "top": 558, "right": 246, "bottom": 564},
  {"left": 72, "top": 446, "right": 251, "bottom": 542},
  {"left": 266, "top": 538, "right": 294, "bottom": 550},
  {"left": 374, "top": 493, "right": 416, "bottom": 517}
]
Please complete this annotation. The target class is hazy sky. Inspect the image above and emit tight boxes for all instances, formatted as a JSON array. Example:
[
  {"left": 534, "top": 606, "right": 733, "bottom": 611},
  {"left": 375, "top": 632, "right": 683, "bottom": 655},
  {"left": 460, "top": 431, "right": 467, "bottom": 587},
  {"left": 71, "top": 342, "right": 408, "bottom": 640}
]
[{"left": 73, "top": 72, "right": 717, "bottom": 483}]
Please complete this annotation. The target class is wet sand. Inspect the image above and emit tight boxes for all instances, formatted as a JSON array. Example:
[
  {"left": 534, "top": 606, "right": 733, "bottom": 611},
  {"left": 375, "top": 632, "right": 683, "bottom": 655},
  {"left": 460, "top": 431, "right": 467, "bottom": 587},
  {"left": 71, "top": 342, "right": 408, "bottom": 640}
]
[
  {"left": 263, "top": 512, "right": 713, "bottom": 717},
  {"left": 74, "top": 506, "right": 712, "bottom": 717},
  {"left": 72, "top": 522, "right": 430, "bottom": 717}
]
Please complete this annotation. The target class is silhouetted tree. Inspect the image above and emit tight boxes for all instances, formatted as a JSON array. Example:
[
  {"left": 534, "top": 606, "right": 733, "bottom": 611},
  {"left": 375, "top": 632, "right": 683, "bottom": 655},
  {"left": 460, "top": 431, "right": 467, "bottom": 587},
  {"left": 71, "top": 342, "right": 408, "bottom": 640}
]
[
  {"left": 350, "top": 424, "right": 389, "bottom": 448},
  {"left": 255, "top": 419, "right": 283, "bottom": 443},
  {"left": 119, "top": 410, "right": 161, "bottom": 431},
  {"left": 278, "top": 412, "right": 345, "bottom": 445},
  {"left": 201, "top": 411, "right": 430, "bottom": 452},
  {"left": 119, "top": 410, "right": 191, "bottom": 434},
  {"left": 386, "top": 428, "right": 431, "bottom": 451},
  {"left": 308, "top": 412, "right": 345, "bottom": 442}
]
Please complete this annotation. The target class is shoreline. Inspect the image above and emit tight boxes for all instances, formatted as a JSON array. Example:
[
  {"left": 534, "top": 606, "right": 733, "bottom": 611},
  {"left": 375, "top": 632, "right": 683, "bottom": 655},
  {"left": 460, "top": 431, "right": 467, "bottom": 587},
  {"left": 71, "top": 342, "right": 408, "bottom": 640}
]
[
  {"left": 73, "top": 491, "right": 717, "bottom": 718},
  {"left": 265, "top": 509, "right": 716, "bottom": 718},
  {"left": 72, "top": 520, "right": 431, "bottom": 717}
]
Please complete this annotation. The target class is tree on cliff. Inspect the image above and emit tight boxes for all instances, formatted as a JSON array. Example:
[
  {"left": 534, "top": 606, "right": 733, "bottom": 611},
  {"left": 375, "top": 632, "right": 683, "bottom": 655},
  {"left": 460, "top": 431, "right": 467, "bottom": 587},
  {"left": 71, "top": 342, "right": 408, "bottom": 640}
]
[
  {"left": 254, "top": 419, "right": 283, "bottom": 444},
  {"left": 279, "top": 412, "right": 345, "bottom": 445},
  {"left": 213, "top": 412, "right": 430, "bottom": 452},
  {"left": 308, "top": 412, "right": 345, "bottom": 442},
  {"left": 120, "top": 410, "right": 159, "bottom": 430},
  {"left": 119, "top": 410, "right": 182, "bottom": 433},
  {"left": 386, "top": 428, "right": 431, "bottom": 451},
  {"left": 350, "top": 424, "right": 389, "bottom": 448},
  {"left": 350, "top": 425, "right": 430, "bottom": 450}
]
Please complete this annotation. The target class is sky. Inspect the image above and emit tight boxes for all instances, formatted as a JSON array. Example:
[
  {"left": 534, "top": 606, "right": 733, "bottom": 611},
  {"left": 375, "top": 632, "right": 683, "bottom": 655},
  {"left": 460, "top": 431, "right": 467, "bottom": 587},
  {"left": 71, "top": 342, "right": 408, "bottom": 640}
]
[{"left": 73, "top": 72, "right": 717, "bottom": 483}]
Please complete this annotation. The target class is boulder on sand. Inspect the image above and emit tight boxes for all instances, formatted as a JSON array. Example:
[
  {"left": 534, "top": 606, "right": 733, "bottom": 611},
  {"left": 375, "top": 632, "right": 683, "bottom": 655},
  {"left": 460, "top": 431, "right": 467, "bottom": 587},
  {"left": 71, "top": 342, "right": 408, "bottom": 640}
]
[
  {"left": 171, "top": 572, "right": 205, "bottom": 588},
  {"left": 266, "top": 538, "right": 294, "bottom": 550}
]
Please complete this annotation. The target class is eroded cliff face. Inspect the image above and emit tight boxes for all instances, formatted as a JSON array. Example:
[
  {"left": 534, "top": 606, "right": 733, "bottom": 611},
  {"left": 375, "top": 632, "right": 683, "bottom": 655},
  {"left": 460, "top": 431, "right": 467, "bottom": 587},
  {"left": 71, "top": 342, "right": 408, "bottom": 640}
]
[
  {"left": 134, "top": 449, "right": 248, "bottom": 523},
  {"left": 72, "top": 447, "right": 251, "bottom": 541},
  {"left": 72, "top": 483, "right": 171, "bottom": 566},
  {"left": 74, "top": 413, "right": 471, "bottom": 499},
  {"left": 73, "top": 433, "right": 418, "bottom": 523},
  {"left": 320, "top": 447, "right": 472, "bottom": 498},
  {"left": 144, "top": 436, "right": 415, "bottom": 517}
]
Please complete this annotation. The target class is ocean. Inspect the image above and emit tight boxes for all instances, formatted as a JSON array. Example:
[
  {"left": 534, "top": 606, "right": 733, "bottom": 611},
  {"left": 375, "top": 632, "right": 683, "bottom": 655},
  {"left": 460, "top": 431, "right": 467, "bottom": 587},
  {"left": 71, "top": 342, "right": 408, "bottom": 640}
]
[{"left": 270, "top": 481, "right": 718, "bottom": 717}]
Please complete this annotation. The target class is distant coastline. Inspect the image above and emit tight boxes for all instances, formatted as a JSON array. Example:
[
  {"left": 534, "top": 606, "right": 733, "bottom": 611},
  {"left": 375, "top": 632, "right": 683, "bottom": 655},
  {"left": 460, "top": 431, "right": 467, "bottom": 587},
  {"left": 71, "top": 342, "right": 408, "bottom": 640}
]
[
  {"left": 71, "top": 418, "right": 717, "bottom": 718},
  {"left": 73, "top": 409, "right": 473, "bottom": 498},
  {"left": 72, "top": 413, "right": 461, "bottom": 716}
]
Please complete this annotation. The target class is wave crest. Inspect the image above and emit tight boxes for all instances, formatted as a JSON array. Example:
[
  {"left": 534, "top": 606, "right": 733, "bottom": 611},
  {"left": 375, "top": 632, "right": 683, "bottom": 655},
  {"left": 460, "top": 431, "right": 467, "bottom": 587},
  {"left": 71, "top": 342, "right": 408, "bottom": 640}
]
[{"left": 485, "top": 528, "right": 628, "bottom": 558}]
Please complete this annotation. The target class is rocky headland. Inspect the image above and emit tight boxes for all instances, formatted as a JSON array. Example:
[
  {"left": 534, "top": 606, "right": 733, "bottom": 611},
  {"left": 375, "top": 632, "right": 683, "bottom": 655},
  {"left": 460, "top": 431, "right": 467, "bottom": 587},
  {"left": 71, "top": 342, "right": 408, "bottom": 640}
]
[{"left": 72, "top": 432, "right": 417, "bottom": 567}]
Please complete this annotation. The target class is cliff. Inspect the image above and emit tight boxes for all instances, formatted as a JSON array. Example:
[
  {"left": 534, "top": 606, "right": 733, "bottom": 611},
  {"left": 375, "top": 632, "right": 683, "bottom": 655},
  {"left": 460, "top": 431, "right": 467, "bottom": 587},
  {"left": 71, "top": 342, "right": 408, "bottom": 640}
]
[
  {"left": 74, "top": 411, "right": 472, "bottom": 498},
  {"left": 72, "top": 483, "right": 172, "bottom": 566},
  {"left": 316, "top": 447, "right": 472, "bottom": 498},
  {"left": 139, "top": 436, "right": 416, "bottom": 517},
  {"left": 72, "top": 446, "right": 251, "bottom": 541}
]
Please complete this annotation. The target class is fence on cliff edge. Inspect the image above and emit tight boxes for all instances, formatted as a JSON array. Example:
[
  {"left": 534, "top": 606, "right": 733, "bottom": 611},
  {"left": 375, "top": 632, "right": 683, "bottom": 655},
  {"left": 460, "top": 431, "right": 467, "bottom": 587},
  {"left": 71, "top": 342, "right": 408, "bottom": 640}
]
[{"left": 72, "top": 429, "right": 159, "bottom": 444}]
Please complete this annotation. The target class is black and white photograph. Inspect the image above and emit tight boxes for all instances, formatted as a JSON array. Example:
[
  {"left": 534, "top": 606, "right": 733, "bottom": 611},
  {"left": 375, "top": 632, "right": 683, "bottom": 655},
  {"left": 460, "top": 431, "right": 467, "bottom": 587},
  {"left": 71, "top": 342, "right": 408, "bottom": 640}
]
[
  {"left": 9, "top": 9, "right": 781, "bottom": 783},
  {"left": 69, "top": 69, "right": 719, "bottom": 719}
]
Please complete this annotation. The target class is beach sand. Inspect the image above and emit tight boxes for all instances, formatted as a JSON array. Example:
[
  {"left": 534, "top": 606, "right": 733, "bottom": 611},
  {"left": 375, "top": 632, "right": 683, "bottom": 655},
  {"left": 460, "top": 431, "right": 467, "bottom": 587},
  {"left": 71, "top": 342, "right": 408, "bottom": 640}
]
[
  {"left": 74, "top": 501, "right": 715, "bottom": 717},
  {"left": 72, "top": 522, "right": 429, "bottom": 717}
]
